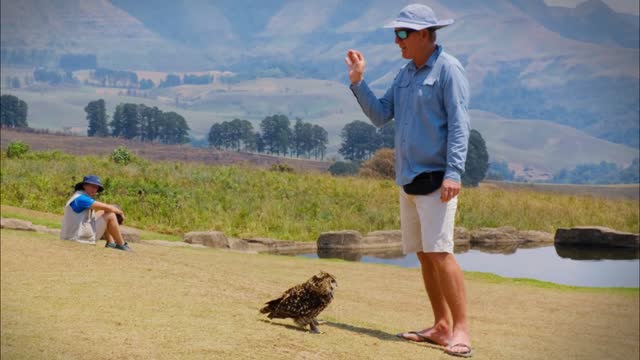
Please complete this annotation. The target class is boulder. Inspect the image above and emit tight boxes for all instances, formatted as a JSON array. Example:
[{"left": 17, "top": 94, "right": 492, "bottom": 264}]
[
  {"left": 184, "top": 231, "right": 229, "bottom": 248},
  {"left": 120, "top": 226, "right": 141, "bottom": 243},
  {"left": 243, "top": 237, "right": 317, "bottom": 253},
  {"left": 1, "top": 218, "right": 36, "bottom": 231},
  {"left": 361, "top": 230, "right": 402, "bottom": 247},
  {"left": 317, "top": 230, "right": 363, "bottom": 249},
  {"left": 554, "top": 227, "right": 639, "bottom": 248},
  {"left": 515, "top": 230, "right": 554, "bottom": 244},
  {"left": 454, "top": 227, "right": 471, "bottom": 245},
  {"left": 470, "top": 227, "right": 518, "bottom": 244}
]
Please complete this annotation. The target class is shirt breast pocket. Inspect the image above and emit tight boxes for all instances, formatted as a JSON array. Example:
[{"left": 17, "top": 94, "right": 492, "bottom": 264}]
[{"left": 418, "top": 76, "right": 437, "bottom": 100}]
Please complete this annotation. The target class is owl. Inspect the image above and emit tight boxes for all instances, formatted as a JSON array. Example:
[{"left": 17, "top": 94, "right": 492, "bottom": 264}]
[{"left": 260, "top": 271, "right": 337, "bottom": 333}]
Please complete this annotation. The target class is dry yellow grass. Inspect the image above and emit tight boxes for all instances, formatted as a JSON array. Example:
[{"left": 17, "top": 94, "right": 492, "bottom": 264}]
[{"left": 1, "top": 229, "right": 638, "bottom": 360}]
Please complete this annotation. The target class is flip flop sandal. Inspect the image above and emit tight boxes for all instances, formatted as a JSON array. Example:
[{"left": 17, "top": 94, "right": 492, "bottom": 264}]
[
  {"left": 444, "top": 343, "right": 474, "bottom": 358},
  {"left": 396, "top": 331, "right": 442, "bottom": 346}
]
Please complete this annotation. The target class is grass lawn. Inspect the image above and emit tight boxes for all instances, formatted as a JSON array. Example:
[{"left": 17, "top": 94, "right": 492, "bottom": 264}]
[{"left": 1, "top": 229, "right": 638, "bottom": 360}]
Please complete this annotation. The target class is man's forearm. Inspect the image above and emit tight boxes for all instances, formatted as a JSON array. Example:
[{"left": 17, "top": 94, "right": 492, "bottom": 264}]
[{"left": 350, "top": 80, "right": 394, "bottom": 128}]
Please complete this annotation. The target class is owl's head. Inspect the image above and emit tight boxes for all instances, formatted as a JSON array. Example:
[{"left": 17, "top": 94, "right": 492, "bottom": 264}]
[{"left": 308, "top": 271, "right": 338, "bottom": 294}]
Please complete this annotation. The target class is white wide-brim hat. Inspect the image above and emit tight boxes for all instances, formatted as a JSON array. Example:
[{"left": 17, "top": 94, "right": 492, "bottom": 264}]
[{"left": 383, "top": 3, "right": 454, "bottom": 30}]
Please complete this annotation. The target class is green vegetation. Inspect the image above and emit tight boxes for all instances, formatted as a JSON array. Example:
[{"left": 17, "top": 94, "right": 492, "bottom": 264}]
[
  {"left": 463, "top": 129, "right": 489, "bottom": 187},
  {"left": 110, "top": 146, "right": 139, "bottom": 165},
  {"left": 6, "top": 141, "right": 29, "bottom": 158},
  {"left": 1, "top": 150, "right": 638, "bottom": 240}
]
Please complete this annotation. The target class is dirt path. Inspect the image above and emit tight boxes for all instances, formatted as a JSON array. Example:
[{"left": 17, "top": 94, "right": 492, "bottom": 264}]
[{"left": 1, "top": 230, "right": 638, "bottom": 360}]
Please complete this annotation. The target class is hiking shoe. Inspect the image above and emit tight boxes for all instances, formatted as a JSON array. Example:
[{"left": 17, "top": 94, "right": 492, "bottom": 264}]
[
  {"left": 105, "top": 242, "right": 117, "bottom": 248},
  {"left": 115, "top": 243, "right": 131, "bottom": 251}
]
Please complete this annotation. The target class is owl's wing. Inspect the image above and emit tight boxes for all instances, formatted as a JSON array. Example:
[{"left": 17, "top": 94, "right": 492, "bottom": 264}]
[{"left": 272, "top": 287, "right": 327, "bottom": 318}]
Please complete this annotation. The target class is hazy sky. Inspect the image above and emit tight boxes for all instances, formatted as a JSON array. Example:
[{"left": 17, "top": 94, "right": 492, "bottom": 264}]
[{"left": 544, "top": 0, "right": 640, "bottom": 15}]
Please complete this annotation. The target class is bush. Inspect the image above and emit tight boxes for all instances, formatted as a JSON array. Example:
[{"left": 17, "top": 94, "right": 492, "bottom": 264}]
[
  {"left": 110, "top": 146, "right": 136, "bottom": 165},
  {"left": 6, "top": 141, "right": 29, "bottom": 158},
  {"left": 328, "top": 161, "right": 360, "bottom": 176},
  {"left": 358, "top": 148, "right": 395, "bottom": 179},
  {"left": 270, "top": 163, "right": 294, "bottom": 173}
]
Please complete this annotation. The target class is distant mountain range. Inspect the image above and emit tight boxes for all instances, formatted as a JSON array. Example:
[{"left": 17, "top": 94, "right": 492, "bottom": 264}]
[{"left": 1, "top": 0, "right": 638, "bottom": 150}]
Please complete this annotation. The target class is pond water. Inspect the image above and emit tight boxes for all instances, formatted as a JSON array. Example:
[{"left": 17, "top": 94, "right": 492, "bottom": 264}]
[{"left": 293, "top": 244, "right": 640, "bottom": 288}]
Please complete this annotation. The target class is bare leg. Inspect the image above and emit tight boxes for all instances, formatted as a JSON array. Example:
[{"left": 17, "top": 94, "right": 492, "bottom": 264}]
[
  {"left": 104, "top": 213, "right": 126, "bottom": 246},
  {"left": 399, "top": 252, "right": 451, "bottom": 346},
  {"left": 426, "top": 252, "right": 471, "bottom": 355}
]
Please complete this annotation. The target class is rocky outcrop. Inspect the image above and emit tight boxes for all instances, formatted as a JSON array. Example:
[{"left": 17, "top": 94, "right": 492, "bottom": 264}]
[
  {"left": 454, "top": 227, "right": 471, "bottom": 245},
  {"left": 184, "top": 231, "right": 229, "bottom": 248},
  {"left": 317, "top": 230, "right": 403, "bottom": 250},
  {"left": 120, "top": 226, "right": 141, "bottom": 243},
  {"left": 555, "top": 227, "right": 639, "bottom": 248},
  {"left": 242, "top": 237, "right": 316, "bottom": 253},
  {"left": 469, "top": 227, "right": 554, "bottom": 246},
  {"left": 1, "top": 218, "right": 37, "bottom": 231},
  {"left": 182, "top": 232, "right": 316, "bottom": 252}
]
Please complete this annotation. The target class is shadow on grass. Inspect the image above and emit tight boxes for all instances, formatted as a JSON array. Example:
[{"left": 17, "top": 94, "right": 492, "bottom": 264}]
[
  {"left": 324, "top": 321, "right": 395, "bottom": 341},
  {"left": 324, "top": 321, "right": 443, "bottom": 350},
  {"left": 258, "top": 319, "right": 308, "bottom": 333}
]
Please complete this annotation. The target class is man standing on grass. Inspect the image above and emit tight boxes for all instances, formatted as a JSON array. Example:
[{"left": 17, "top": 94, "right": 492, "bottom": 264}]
[{"left": 345, "top": 4, "right": 472, "bottom": 358}]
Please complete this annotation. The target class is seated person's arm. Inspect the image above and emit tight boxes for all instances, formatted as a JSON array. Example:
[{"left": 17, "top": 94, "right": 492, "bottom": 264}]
[{"left": 90, "top": 201, "right": 124, "bottom": 216}]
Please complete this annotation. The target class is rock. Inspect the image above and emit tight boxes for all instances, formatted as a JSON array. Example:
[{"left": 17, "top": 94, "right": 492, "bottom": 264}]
[
  {"left": 515, "top": 230, "right": 554, "bottom": 244},
  {"left": 33, "top": 225, "right": 61, "bottom": 236},
  {"left": 243, "top": 237, "right": 317, "bottom": 253},
  {"left": 317, "top": 230, "right": 363, "bottom": 249},
  {"left": 0, "top": 218, "right": 36, "bottom": 231},
  {"left": 184, "top": 231, "right": 229, "bottom": 248},
  {"left": 317, "top": 230, "right": 403, "bottom": 249},
  {"left": 454, "top": 227, "right": 471, "bottom": 245},
  {"left": 142, "top": 240, "right": 207, "bottom": 249},
  {"left": 554, "top": 227, "right": 639, "bottom": 248},
  {"left": 470, "top": 227, "right": 518, "bottom": 244},
  {"left": 361, "top": 230, "right": 402, "bottom": 247},
  {"left": 120, "top": 226, "right": 141, "bottom": 243}
]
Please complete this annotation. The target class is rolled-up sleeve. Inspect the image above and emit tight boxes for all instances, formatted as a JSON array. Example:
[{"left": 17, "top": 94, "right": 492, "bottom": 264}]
[
  {"left": 442, "top": 64, "right": 471, "bottom": 182},
  {"left": 349, "top": 80, "right": 394, "bottom": 128}
]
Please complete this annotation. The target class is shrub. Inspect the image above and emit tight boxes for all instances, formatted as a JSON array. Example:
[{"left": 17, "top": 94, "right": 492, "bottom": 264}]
[
  {"left": 270, "top": 163, "right": 294, "bottom": 173},
  {"left": 6, "top": 141, "right": 29, "bottom": 158},
  {"left": 358, "top": 148, "right": 395, "bottom": 179},
  {"left": 328, "top": 161, "right": 360, "bottom": 176},
  {"left": 110, "top": 146, "right": 136, "bottom": 165}
]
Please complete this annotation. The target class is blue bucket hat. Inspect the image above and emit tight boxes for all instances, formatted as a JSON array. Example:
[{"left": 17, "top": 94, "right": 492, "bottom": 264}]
[
  {"left": 383, "top": 4, "right": 454, "bottom": 31},
  {"left": 74, "top": 175, "right": 104, "bottom": 193}
]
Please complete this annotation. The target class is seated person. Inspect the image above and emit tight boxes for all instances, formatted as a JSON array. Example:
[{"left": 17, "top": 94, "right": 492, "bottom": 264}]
[{"left": 60, "top": 175, "right": 131, "bottom": 251}]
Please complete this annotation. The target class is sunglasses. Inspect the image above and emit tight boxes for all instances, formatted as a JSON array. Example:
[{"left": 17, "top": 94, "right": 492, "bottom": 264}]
[{"left": 394, "top": 28, "right": 416, "bottom": 40}]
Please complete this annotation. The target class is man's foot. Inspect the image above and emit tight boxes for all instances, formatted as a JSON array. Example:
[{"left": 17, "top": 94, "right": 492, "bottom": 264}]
[
  {"left": 445, "top": 330, "right": 472, "bottom": 357},
  {"left": 114, "top": 243, "right": 131, "bottom": 251},
  {"left": 396, "top": 326, "right": 450, "bottom": 346},
  {"left": 105, "top": 242, "right": 117, "bottom": 248}
]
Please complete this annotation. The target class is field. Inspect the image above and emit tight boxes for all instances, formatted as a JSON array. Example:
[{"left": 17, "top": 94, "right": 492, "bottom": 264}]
[
  {"left": 1, "top": 229, "right": 638, "bottom": 360},
  {"left": 0, "top": 129, "right": 330, "bottom": 172},
  {"left": 1, "top": 148, "right": 638, "bottom": 241}
]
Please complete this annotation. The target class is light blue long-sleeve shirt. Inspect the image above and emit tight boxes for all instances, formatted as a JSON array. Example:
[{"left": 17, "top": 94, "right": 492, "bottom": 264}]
[{"left": 350, "top": 45, "right": 470, "bottom": 185}]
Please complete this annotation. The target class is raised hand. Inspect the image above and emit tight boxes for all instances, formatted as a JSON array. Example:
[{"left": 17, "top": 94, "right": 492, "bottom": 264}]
[{"left": 345, "top": 49, "right": 365, "bottom": 84}]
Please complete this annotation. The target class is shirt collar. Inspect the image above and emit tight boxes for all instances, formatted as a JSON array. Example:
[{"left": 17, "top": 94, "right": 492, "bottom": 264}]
[{"left": 407, "top": 44, "right": 442, "bottom": 72}]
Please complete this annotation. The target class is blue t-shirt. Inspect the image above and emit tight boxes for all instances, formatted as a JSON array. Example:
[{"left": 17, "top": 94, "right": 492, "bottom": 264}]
[{"left": 69, "top": 194, "right": 95, "bottom": 213}]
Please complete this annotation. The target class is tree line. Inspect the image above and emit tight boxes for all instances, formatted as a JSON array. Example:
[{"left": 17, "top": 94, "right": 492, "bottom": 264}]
[
  {"left": 0, "top": 94, "right": 29, "bottom": 128},
  {"left": 207, "top": 115, "right": 328, "bottom": 159},
  {"left": 85, "top": 99, "right": 190, "bottom": 144}
]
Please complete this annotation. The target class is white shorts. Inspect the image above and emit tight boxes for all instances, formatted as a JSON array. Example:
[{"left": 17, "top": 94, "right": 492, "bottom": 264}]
[
  {"left": 399, "top": 187, "right": 457, "bottom": 254},
  {"left": 92, "top": 215, "right": 108, "bottom": 241}
]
